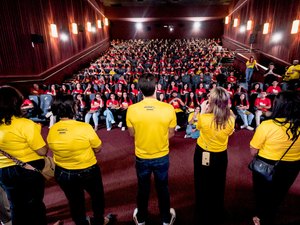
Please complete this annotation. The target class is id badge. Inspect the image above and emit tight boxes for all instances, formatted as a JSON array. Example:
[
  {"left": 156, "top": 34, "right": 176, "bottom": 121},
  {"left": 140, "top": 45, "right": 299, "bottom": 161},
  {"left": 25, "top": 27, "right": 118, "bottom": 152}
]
[{"left": 202, "top": 151, "right": 210, "bottom": 166}]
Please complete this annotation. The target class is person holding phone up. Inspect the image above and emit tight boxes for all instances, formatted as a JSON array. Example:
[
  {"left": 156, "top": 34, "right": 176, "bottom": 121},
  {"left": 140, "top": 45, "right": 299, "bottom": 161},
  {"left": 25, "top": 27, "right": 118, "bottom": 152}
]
[{"left": 194, "top": 87, "right": 235, "bottom": 225}]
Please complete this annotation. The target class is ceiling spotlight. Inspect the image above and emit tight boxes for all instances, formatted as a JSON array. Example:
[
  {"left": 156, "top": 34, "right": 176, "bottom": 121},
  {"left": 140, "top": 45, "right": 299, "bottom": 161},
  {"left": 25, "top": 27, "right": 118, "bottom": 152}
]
[
  {"left": 271, "top": 32, "right": 282, "bottom": 43},
  {"left": 193, "top": 21, "right": 201, "bottom": 29},
  {"left": 136, "top": 22, "right": 143, "bottom": 30},
  {"left": 60, "top": 33, "right": 69, "bottom": 42},
  {"left": 169, "top": 26, "right": 174, "bottom": 32},
  {"left": 239, "top": 25, "right": 246, "bottom": 33}
]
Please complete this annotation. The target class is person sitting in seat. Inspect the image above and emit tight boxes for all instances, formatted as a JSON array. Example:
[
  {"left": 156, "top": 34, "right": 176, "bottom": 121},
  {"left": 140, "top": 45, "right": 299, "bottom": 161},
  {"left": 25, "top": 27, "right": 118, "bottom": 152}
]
[
  {"left": 184, "top": 105, "right": 201, "bottom": 139},
  {"left": 85, "top": 93, "right": 104, "bottom": 131},
  {"left": 235, "top": 93, "right": 254, "bottom": 131},
  {"left": 254, "top": 92, "right": 272, "bottom": 127}
]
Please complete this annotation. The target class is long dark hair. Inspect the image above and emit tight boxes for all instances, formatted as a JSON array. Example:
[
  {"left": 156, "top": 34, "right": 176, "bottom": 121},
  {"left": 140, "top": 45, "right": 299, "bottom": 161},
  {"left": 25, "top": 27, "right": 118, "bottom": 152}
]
[
  {"left": 0, "top": 86, "right": 24, "bottom": 125},
  {"left": 271, "top": 91, "right": 300, "bottom": 141},
  {"left": 51, "top": 94, "right": 75, "bottom": 121}
]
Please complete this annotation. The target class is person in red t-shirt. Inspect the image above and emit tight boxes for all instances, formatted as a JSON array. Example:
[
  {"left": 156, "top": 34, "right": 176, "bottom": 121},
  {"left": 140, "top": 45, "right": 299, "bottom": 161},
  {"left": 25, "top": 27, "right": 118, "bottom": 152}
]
[
  {"left": 84, "top": 93, "right": 104, "bottom": 131},
  {"left": 254, "top": 92, "right": 272, "bottom": 126},
  {"left": 168, "top": 91, "right": 186, "bottom": 131},
  {"left": 103, "top": 93, "right": 119, "bottom": 131},
  {"left": 227, "top": 72, "right": 237, "bottom": 85},
  {"left": 118, "top": 92, "right": 133, "bottom": 131},
  {"left": 266, "top": 81, "right": 281, "bottom": 96}
]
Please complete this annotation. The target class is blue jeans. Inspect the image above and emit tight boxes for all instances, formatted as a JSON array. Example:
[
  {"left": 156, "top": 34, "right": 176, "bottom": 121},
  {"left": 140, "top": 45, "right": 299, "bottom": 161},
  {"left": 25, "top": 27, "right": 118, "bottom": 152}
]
[
  {"left": 236, "top": 108, "right": 254, "bottom": 127},
  {"left": 246, "top": 68, "right": 254, "bottom": 83},
  {"left": 0, "top": 159, "right": 47, "bottom": 225},
  {"left": 85, "top": 111, "right": 100, "bottom": 128},
  {"left": 135, "top": 155, "right": 171, "bottom": 223},
  {"left": 55, "top": 164, "right": 105, "bottom": 225},
  {"left": 103, "top": 109, "right": 115, "bottom": 129},
  {"left": 186, "top": 124, "right": 200, "bottom": 139}
]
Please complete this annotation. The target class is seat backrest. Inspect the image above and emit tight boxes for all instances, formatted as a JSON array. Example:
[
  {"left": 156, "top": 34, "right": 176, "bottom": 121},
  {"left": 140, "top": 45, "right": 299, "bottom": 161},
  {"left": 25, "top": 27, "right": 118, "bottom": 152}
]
[{"left": 39, "top": 94, "right": 53, "bottom": 116}]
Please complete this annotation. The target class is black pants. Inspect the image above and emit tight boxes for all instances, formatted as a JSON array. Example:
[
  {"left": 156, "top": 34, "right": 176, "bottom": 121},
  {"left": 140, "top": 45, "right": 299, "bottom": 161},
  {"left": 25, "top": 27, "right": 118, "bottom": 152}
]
[
  {"left": 194, "top": 145, "right": 228, "bottom": 225},
  {"left": 252, "top": 156, "right": 300, "bottom": 225},
  {"left": 55, "top": 164, "right": 105, "bottom": 225}
]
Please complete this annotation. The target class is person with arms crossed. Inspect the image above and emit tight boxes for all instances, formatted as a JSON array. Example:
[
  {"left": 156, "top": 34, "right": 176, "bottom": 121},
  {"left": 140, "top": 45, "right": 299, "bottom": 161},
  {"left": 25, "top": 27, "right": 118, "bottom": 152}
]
[{"left": 126, "top": 74, "right": 177, "bottom": 225}]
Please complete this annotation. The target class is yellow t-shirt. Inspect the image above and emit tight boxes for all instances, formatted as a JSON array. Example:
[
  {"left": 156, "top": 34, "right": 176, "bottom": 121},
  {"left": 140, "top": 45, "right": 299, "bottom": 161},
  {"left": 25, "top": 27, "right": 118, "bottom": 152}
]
[
  {"left": 0, "top": 117, "right": 45, "bottom": 168},
  {"left": 47, "top": 120, "right": 101, "bottom": 169},
  {"left": 188, "top": 112, "right": 201, "bottom": 126},
  {"left": 250, "top": 119, "right": 300, "bottom": 161},
  {"left": 196, "top": 113, "right": 235, "bottom": 152},
  {"left": 246, "top": 60, "right": 257, "bottom": 69},
  {"left": 284, "top": 65, "right": 300, "bottom": 81},
  {"left": 126, "top": 98, "right": 177, "bottom": 159}
]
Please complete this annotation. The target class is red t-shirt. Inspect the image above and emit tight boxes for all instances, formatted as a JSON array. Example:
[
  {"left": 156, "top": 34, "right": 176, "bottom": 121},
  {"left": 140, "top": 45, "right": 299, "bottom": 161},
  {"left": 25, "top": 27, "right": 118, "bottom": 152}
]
[{"left": 254, "top": 98, "right": 271, "bottom": 112}]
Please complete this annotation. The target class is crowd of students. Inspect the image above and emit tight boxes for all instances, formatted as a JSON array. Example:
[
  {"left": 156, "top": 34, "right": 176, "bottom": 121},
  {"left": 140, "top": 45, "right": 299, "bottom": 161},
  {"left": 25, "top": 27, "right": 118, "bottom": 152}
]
[{"left": 25, "top": 38, "right": 299, "bottom": 137}]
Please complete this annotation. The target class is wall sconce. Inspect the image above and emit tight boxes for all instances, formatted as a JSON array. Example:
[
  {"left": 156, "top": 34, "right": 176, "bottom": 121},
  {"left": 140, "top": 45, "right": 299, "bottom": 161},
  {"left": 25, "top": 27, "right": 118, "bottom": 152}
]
[
  {"left": 291, "top": 20, "right": 299, "bottom": 34},
  {"left": 72, "top": 23, "right": 78, "bottom": 34},
  {"left": 263, "top": 22, "right": 269, "bottom": 34},
  {"left": 225, "top": 16, "right": 229, "bottom": 24},
  {"left": 247, "top": 20, "right": 252, "bottom": 30},
  {"left": 104, "top": 18, "right": 109, "bottom": 26},
  {"left": 97, "top": 20, "right": 102, "bottom": 29},
  {"left": 233, "top": 18, "right": 238, "bottom": 27},
  {"left": 50, "top": 24, "right": 58, "bottom": 38},
  {"left": 87, "top": 22, "right": 92, "bottom": 32}
]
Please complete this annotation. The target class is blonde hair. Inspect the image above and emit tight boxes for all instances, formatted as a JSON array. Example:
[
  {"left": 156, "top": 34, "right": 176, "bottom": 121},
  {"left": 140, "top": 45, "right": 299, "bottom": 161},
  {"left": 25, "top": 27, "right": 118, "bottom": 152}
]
[{"left": 208, "top": 87, "right": 232, "bottom": 130}]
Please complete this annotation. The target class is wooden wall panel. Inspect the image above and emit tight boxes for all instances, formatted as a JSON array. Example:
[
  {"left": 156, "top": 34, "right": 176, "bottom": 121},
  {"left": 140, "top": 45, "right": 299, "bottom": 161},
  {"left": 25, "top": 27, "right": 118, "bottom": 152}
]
[
  {"left": 0, "top": 0, "right": 109, "bottom": 83},
  {"left": 223, "top": 0, "right": 300, "bottom": 65},
  {"left": 109, "top": 20, "right": 224, "bottom": 40}
]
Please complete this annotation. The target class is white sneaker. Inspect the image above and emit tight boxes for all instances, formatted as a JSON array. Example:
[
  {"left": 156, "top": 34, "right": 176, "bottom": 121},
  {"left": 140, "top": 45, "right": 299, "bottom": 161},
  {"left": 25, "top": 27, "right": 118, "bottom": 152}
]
[
  {"left": 118, "top": 122, "right": 122, "bottom": 128},
  {"left": 240, "top": 124, "right": 247, "bottom": 129},
  {"left": 121, "top": 127, "right": 126, "bottom": 131},
  {"left": 133, "top": 208, "right": 145, "bottom": 225},
  {"left": 111, "top": 120, "right": 116, "bottom": 124},
  {"left": 246, "top": 126, "right": 254, "bottom": 131},
  {"left": 107, "top": 127, "right": 111, "bottom": 131},
  {"left": 163, "top": 208, "right": 176, "bottom": 225},
  {"left": 175, "top": 125, "right": 181, "bottom": 131},
  {"left": 184, "top": 134, "right": 190, "bottom": 138}
]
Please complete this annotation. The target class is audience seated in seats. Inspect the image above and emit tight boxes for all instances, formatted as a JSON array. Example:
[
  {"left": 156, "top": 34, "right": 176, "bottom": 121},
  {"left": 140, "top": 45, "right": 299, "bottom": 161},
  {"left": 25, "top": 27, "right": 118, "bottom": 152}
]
[
  {"left": 185, "top": 92, "right": 199, "bottom": 113},
  {"left": 60, "top": 84, "right": 71, "bottom": 95},
  {"left": 254, "top": 92, "right": 272, "bottom": 127},
  {"left": 235, "top": 93, "right": 254, "bottom": 131},
  {"left": 266, "top": 80, "right": 282, "bottom": 101},
  {"left": 118, "top": 92, "right": 132, "bottom": 131},
  {"left": 184, "top": 105, "right": 201, "bottom": 139},
  {"left": 158, "top": 92, "right": 167, "bottom": 103},
  {"left": 103, "top": 93, "right": 118, "bottom": 131},
  {"left": 72, "top": 83, "right": 83, "bottom": 95},
  {"left": 227, "top": 71, "right": 237, "bottom": 86},
  {"left": 83, "top": 83, "right": 95, "bottom": 95},
  {"left": 21, "top": 97, "right": 35, "bottom": 118},
  {"left": 45, "top": 84, "right": 57, "bottom": 96},
  {"left": 168, "top": 91, "right": 186, "bottom": 131},
  {"left": 180, "top": 83, "right": 191, "bottom": 102},
  {"left": 85, "top": 93, "right": 104, "bottom": 131},
  {"left": 195, "top": 83, "right": 207, "bottom": 99}
]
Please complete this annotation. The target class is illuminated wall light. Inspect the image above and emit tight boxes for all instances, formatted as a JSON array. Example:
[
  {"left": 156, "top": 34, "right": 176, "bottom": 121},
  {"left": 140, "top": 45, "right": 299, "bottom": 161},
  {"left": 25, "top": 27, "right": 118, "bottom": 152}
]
[
  {"left": 60, "top": 33, "right": 69, "bottom": 42},
  {"left": 233, "top": 18, "right": 238, "bottom": 27},
  {"left": 263, "top": 22, "right": 269, "bottom": 34},
  {"left": 291, "top": 20, "right": 299, "bottom": 34},
  {"left": 225, "top": 16, "right": 229, "bottom": 24},
  {"left": 271, "top": 32, "right": 283, "bottom": 43},
  {"left": 50, "top": 24, "right": 58, "bottom": 38},
  {"left": 97, "top": 20, "right": 102, "bottom": 29},
  {"left": 193, "top": 21, "right": 201, "bottom": 30},
  {"left": 247, "top": 20, "right": 252, "bottom": 30},
  {"left": 136, "top": 22, "right": 143, "bottom": 30},
  {"left": 91, "top": 26, "right": 96, "bottom": 33},
  {"left": 239, "top": 25, "right": 246, "bottom": 33},
  {"left": 104, "top": 18, "right": 109, "bottom": 26},
  {"left": 87, "top": 22, "right": 92, "bottom": 32},
  {"left": 72, "top": 23, "right": 78, "bottom": 34}
]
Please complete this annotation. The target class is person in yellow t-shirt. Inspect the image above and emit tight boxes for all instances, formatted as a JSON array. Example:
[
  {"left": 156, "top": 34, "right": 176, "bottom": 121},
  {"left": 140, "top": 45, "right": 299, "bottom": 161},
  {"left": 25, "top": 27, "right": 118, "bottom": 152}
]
[
  {"left": 126, "top": 74, "right": 177, "bottom": 225},
  {"left": 245, "top": 56, "right": 259, "bottom": 84},
  {"left": 194, "top": 87, "right": 235, "bottom": 225},
  {"left": 249, "top": 91, "right": 300, "bottom": 225},
  {"left": 283, "top": 60, "right": 300, "bottom": 90},
  {"left": 0, "top": 86, "right": 48, "bottom": 225},
  {"left": 184, "top": 105, "right": 201, "bottom": 139},
  {"left": 47, "top": 95, "right": 112, "bottom": 225}
]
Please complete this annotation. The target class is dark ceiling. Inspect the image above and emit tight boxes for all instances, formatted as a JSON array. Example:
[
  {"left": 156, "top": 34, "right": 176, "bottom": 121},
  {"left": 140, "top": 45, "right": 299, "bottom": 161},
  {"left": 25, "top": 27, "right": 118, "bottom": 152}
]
[{"left": 101, "top": 0, "right": 234, "bottom": 7}]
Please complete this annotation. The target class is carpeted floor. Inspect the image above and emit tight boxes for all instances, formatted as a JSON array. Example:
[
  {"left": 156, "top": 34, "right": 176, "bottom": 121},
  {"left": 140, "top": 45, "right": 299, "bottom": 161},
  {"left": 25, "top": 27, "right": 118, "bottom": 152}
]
[{"left": 42, "top": 127, "right": 300, "bottom": 225}]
